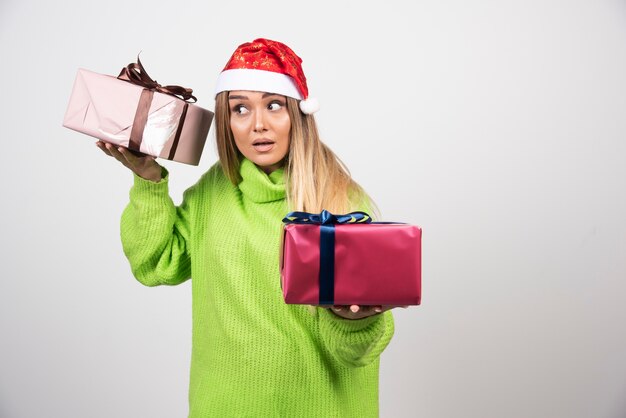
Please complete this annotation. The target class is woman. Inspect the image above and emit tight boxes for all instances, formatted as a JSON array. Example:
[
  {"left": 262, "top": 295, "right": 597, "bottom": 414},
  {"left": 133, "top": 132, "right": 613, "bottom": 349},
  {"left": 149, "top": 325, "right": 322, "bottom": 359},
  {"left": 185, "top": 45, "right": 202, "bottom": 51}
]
[{"left": 97, "top": 38, "right": 400, "bottom": 417}]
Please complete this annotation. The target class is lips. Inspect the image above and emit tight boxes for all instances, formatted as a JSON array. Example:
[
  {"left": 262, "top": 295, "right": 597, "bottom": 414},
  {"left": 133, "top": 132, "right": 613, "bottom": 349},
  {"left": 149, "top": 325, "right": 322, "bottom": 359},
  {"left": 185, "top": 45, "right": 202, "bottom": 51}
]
[{"left": 252, "top": 139, "right": 275, "bottom": 153}]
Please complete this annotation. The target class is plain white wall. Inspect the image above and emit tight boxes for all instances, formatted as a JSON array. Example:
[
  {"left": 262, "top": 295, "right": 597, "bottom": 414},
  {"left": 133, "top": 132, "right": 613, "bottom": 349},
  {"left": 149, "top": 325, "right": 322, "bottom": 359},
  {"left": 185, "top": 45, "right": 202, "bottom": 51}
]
[{"left": 1, "top": 0, "right": 625, "bottom": 417}]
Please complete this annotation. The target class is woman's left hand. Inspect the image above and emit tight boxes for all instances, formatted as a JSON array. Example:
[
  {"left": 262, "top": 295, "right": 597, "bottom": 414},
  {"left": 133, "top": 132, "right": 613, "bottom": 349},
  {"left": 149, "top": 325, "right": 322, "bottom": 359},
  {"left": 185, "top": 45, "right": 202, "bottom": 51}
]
[{"left": 323, "top": 305, "right": 408, "bottom": 320}]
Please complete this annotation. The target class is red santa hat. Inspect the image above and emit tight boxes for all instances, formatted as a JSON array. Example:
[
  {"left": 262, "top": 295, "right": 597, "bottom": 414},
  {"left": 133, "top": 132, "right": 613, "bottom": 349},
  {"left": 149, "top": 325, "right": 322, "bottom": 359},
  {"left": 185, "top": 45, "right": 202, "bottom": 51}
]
[{"left": 214, "top": 38, "right": 320, "bottom": 114}]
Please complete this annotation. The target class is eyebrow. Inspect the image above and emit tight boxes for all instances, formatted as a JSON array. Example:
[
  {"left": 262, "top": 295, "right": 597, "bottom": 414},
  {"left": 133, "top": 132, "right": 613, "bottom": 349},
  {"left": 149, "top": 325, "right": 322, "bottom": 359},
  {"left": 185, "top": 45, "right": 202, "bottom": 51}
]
[{"left": 228, "top": 93, "right": 281, "bottom": 100}]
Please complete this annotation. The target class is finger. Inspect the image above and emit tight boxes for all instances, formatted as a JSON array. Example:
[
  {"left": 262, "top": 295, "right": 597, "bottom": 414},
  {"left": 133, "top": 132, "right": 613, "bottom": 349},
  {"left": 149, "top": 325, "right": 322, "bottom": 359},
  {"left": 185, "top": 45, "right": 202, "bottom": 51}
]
[
  {"left": 96, "top": 141, "right": 112, "bottom": 156},
  {"left": 350, "top": 305, "right": 360, "bottom": 313},
  {"left": 106, "top": 144, "right": 135, "bottom": 170},
  {"left": 353, "top": 305, "right": 380, "bottom": 318},
  {"left": 363, "top": 305, "right": 379, "bottom": 316},
  {"left": 332, "top": 305, "right": 343, "bottom": 312},
  {"left": 117, "top": 146, "right": 140, "bottom": 166},
  {"left": 104, "top": 143, "right": 123, "bottom": 160},
  {"left": 371, "top": 305, "right": 392, "bottom": 314}
]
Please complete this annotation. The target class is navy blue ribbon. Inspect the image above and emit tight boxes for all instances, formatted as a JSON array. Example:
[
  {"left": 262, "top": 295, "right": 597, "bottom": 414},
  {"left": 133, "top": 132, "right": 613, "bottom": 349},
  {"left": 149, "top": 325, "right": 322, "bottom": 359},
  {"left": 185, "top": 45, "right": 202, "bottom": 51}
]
[{"left": 282, "top": 210, "right": 371, "bottom": 305}]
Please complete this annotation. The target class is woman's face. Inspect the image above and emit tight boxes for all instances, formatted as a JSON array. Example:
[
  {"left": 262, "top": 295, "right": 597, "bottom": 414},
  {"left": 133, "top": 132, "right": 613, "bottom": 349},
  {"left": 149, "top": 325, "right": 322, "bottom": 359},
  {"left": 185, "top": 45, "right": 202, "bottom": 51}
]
[{"left": 228, "top": 90, "right": 291, "bottom": 174}]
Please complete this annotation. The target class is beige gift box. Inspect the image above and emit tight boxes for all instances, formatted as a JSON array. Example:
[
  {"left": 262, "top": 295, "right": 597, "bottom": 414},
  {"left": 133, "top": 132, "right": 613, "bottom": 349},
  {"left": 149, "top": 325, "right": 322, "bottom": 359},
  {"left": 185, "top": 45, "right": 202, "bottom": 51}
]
[{"left": 63, "top": 60, "right": 213, "bottom": 166}]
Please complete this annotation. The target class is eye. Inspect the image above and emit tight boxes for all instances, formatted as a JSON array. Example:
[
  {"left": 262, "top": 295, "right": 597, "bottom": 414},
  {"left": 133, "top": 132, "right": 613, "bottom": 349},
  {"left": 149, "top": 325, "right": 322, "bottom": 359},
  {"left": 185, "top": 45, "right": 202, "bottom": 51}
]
[
  {"left": 232, "top": 104, "right": 249, "bottom": 115},
  {"left": 268, "top": 101, "right": 284, "bottom": 111}
]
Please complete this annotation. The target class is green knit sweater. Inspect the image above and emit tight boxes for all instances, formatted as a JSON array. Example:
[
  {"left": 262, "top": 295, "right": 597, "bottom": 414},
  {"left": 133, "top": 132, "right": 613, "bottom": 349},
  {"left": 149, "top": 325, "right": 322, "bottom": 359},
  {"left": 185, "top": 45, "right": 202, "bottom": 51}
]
[{"left": 120, "top": 158, "right": 394, "bottom": 417}]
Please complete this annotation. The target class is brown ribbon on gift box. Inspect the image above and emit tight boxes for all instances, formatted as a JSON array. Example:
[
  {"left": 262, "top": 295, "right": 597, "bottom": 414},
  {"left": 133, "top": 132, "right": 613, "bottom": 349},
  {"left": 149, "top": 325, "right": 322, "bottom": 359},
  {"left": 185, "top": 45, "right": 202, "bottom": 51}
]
[{"left": 117, "top": 54, "right": 197, "bottom": 159}]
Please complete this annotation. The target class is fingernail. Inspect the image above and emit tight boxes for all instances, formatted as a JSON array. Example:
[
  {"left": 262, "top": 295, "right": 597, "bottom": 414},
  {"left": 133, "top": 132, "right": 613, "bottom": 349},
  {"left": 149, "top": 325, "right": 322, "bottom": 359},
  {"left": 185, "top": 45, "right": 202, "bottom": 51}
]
[
  {"left": 374, "top": 306, "right": 382, "bottom": 313},
  {"left": 332, "top": 306, "right": 342, "bottom": 312},
  {"left": 350, "top": 305, "right": 359, "bottom": 313}
]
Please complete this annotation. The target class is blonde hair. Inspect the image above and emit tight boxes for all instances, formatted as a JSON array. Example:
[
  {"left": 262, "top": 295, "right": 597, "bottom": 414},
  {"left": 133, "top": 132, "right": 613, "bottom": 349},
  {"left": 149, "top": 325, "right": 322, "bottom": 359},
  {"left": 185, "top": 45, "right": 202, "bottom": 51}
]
[{"left": 214, "top": 92, "right": 378, "bottom": 216}]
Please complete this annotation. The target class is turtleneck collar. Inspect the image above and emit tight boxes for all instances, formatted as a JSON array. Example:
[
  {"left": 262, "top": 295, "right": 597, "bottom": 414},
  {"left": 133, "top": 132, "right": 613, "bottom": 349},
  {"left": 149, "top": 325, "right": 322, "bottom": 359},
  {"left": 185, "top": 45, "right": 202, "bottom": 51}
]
[{"left": 238, "top": 158, "right": 286, "bottom": 203}]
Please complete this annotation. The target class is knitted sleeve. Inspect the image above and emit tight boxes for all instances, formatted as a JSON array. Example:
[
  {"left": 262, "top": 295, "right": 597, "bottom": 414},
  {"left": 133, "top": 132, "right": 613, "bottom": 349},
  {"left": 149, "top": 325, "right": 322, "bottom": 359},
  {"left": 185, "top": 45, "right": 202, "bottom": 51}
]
[
  {"left": 119, "top": 167, "right": 193, "bottom": 287},
  {"left": 318, "top": 308, "right": 394, "bottom": 368}
]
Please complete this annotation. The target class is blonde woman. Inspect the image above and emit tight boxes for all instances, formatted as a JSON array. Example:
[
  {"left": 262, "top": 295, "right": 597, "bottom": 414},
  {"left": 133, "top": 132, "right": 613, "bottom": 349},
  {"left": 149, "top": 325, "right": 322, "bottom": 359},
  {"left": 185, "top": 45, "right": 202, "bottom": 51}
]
[{"left": 96, "top": 38, "right": 401, "bottom": 417}]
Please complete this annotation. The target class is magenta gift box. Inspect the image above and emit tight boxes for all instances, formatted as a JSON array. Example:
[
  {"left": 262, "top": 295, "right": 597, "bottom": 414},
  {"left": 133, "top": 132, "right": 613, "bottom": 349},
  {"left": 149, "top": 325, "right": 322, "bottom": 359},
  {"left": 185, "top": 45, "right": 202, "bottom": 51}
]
[
  {"left": 280, "top": 211, "right": 422, "bottom": 306},
  {"left": 62, "top": 59, "right": 213, "bottom": 166}
]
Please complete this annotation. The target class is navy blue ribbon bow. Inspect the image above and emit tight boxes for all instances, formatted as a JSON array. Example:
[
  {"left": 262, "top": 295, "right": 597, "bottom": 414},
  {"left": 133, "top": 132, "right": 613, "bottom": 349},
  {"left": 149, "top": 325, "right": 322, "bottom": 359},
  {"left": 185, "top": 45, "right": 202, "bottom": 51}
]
[{"left": 282, "top": 210, "right": 371, "bottom": 305}]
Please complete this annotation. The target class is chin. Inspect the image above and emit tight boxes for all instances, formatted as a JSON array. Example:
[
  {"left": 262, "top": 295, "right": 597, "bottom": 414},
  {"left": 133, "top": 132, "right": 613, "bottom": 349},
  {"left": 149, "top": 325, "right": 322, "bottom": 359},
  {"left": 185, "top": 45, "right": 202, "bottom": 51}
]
[
  {"left": 246, "top": 150, "right": 285, "bottom": 167},
  {"left": 249, "top": 155, "right": 285, "bottom": 172}
]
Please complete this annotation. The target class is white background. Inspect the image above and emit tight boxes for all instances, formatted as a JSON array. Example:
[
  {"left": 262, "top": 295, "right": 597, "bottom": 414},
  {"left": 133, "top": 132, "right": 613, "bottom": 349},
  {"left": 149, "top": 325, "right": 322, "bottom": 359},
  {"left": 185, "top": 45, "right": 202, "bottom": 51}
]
[{"left": 1, "top": 1, "right": 625, "bottom": 417}]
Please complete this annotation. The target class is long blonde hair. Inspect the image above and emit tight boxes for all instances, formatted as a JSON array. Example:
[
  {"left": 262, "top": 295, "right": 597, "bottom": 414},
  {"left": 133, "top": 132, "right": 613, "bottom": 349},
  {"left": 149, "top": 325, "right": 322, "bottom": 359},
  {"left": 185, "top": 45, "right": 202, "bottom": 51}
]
[{"left": 214, "top": 92, "right": 377, "bottom": 216}]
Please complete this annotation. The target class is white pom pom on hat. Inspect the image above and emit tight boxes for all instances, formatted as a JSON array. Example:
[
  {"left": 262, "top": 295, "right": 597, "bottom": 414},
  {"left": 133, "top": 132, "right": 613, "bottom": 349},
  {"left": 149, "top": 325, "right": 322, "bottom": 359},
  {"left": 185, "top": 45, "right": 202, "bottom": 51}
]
[
  {"left": 299, "top": 97, "right": 319, "bottom": 114},
  {"left": 215, "top": 38, "right": 319, "bottom": 114}
]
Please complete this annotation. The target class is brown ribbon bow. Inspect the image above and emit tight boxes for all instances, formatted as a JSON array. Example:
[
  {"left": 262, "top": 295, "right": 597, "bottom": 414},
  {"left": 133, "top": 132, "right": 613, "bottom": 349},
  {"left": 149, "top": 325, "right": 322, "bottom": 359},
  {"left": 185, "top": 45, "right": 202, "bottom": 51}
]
[
  {"left": 117, "top": 54, "right": 197, "bottom": 103},
  {"left": 116, "top": 53, "right": 193, "bottom": 158}
]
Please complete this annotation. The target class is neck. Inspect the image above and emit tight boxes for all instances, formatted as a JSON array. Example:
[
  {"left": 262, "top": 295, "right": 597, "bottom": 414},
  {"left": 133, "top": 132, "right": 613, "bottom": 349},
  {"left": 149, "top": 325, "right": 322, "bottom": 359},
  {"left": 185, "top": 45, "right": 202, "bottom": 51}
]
[{"left": 259, "top": 161, "right": 284, "bottom": 174}]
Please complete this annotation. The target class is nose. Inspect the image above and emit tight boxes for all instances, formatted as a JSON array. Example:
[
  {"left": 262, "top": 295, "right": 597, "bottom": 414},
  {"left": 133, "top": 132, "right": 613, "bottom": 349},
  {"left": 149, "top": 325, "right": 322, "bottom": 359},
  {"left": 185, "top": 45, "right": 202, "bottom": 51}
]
[{"left": 254, "top": 109, "right": 267, "bottom": 133}]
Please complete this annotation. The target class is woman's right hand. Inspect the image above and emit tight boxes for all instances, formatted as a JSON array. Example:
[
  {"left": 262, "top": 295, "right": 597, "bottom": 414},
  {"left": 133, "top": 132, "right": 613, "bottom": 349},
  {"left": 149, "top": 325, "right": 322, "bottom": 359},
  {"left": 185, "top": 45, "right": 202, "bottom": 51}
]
[{"left": 95, "top": 141, "right": 163, "bottom": 183}]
